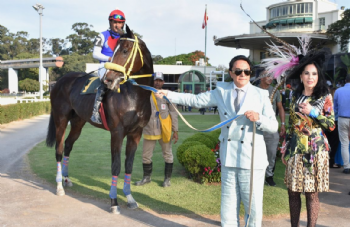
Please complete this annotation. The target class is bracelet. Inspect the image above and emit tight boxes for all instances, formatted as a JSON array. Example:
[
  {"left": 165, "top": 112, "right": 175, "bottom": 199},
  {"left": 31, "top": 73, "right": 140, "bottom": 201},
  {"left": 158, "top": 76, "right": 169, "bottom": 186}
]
[{"left": 281, "top": 122, "right": 285, "bottom": 125}]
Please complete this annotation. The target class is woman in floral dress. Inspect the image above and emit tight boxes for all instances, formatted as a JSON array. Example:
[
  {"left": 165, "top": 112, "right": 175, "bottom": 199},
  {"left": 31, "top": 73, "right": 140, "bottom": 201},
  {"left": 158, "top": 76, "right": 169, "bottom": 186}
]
[{"left": 281, "top": 61, "right": 335, "bottom": 227}]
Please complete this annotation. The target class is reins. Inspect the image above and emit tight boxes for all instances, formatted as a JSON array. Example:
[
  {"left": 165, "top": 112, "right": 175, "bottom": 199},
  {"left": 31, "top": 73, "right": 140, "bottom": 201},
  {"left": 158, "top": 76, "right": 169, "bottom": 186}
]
[{"left": 104, "top": 36, "right": 153, "bottom": 92}]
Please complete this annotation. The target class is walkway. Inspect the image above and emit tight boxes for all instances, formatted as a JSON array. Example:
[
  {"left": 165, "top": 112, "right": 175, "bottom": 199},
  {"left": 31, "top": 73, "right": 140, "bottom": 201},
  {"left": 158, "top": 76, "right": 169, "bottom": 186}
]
[{"left": 0, "top": 114, "right": 349, "bottom": 226}]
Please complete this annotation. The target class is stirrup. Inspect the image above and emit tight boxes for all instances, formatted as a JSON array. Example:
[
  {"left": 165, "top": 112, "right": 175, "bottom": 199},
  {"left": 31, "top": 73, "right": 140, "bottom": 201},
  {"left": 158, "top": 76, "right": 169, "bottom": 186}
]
[{"left": 91, "top": 113, "right": 102, "bottom": 124}]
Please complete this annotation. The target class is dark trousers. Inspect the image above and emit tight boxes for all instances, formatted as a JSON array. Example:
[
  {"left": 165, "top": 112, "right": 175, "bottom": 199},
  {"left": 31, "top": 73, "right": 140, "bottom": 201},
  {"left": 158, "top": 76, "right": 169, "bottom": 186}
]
[{"left": 324, "top": 121, "right": 339, "bottom": 166}]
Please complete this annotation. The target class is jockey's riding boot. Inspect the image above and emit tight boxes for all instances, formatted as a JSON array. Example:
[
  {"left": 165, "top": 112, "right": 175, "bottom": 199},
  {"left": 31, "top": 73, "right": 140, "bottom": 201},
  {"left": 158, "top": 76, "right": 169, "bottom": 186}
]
[
  {"left": 135, "top": 163, "right": 152, "bottom": 186},
  {"left": 163, "top": 162, "right": 173, "bottom": 187},
  {"left": 90, "top": 84, "right": 107, "bottom": 124}
]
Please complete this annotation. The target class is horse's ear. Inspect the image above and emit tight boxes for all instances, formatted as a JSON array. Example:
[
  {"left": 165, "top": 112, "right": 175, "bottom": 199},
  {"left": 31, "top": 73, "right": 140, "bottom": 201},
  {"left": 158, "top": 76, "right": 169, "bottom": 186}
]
[{"left": 125, "top": 24, "right": 134, "bottom": 39}]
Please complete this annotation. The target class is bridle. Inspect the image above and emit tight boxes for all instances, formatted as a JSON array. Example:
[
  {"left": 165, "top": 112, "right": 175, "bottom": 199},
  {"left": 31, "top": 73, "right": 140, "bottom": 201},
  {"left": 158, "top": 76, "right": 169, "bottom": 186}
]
[{"left": 104, "top": 35, "right": 153, "bottom": 92}]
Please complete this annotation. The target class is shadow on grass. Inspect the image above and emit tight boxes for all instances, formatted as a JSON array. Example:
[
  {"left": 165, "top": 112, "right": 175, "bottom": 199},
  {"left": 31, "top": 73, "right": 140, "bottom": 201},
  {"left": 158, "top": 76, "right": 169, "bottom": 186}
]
[{"left": 62, "top": 173, "right": 220, "bottom": 227}]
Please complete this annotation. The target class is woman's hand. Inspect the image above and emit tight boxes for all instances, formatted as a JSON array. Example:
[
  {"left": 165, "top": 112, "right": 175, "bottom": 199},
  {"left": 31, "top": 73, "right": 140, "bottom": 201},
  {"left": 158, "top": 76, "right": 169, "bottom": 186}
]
[
  {"left": 281, "top": 140, "right": 287, "bottom": 166},
  {"left": 298, "top": 101, "right": 312, "bottom": 115},
  {"left": 281, "top": 152, "right": 287, "bottom": 166},
  {"left": 155, "top": 90, "right": 168, "bottom": 99}
]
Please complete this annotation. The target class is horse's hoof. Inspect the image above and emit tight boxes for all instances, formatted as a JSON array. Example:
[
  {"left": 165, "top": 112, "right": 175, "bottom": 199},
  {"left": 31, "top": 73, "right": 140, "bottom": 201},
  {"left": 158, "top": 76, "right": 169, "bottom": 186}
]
[
  {"left": 127, "top": 202, "right": 138, "bottom": 210},
  {"left": 110, "top": 206, "right": 121, "bottom": 214},
  {"left": 56, "top": 188, "right": 65, "bottom": 196}
]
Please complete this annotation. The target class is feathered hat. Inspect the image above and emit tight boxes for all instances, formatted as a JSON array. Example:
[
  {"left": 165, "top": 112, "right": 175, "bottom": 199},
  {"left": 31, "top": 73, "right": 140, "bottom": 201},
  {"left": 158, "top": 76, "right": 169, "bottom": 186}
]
[
  {"left": 240, "top": 2, "right": 331, "bottom": 99},
  {"left": 260, "top": 36, "right": 331, "bottom": 81}
]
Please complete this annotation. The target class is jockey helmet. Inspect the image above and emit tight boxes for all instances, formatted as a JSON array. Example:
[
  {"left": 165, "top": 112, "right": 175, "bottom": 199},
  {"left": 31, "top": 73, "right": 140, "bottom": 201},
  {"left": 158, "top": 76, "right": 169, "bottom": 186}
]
[{"left": 109, "top": 9, "right": 126, "bottom": 22}]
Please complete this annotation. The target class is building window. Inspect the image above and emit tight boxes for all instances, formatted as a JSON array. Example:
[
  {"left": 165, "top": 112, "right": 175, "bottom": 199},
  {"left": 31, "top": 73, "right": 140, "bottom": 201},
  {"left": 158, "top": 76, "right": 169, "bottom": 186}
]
[
  {"left": 270, "top": 3, "right": 313, "bottom": 19},
  {"left": 260, "top": 52, "right": 266, "bottom": 60},
  {"left": 319, "top": 17, "right": 325, "bottom": 30}
]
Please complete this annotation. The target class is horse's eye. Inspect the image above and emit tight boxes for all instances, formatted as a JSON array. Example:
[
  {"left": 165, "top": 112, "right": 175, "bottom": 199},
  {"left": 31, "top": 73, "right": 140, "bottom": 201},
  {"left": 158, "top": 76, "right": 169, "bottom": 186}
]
[{"left": 123, "top": 49, "right": 128, "bottom": 54}]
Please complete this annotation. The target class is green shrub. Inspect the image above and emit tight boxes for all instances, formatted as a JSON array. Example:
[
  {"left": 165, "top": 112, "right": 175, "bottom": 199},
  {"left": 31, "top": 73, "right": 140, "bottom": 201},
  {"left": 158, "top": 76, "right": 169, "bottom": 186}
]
[
  {"left": 183, "top": 133, "right": 217, "bottom": 149},
  {"left": 205, "top": 130, "right": 220, "bottom": 144},
  {"left": 0, "top": 102, "right": 51, "bottom": 124},
  {"left": 182, "top": 144, "right": 217, "bottom": 181},
  {"left": 208, "top": 129, "right": 221, "bottom": 140},
  {"left": 176, "top": 141, "right": 202, "bottom": 165}
]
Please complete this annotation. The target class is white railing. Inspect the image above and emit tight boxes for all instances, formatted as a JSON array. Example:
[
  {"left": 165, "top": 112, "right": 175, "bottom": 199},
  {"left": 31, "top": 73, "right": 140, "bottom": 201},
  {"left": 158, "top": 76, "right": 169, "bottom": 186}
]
[{"left": 0, "top": 96, "right": 50, "bottom": 106}]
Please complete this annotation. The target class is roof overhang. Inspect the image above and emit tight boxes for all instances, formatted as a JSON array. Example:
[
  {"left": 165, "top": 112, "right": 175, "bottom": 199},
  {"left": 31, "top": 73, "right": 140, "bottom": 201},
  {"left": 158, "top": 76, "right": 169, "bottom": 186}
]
[{"left": 214, "top": 32, "right": 334, "bottom": 50}]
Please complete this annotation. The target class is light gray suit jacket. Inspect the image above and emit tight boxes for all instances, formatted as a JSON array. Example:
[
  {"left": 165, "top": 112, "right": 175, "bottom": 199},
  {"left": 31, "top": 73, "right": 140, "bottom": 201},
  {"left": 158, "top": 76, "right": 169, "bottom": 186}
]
[{"left": 168, "top": 82, "right": 278, "bottom": 169}]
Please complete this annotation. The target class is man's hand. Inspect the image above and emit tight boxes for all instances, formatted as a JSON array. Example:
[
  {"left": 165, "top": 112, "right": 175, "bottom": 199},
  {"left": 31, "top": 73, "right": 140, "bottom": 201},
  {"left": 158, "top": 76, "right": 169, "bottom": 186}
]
[
  {"left": 244, "top": 111, "right": 259, "bottom": 122},
  {"left": 155, "top": 90, "right": 168, "bottom": 99},
  {"left": 172, "top": 131, "right": 178, "bottom": 144},
  {"left": 279, "top": 125, "right": 286, "bottom": 137}
]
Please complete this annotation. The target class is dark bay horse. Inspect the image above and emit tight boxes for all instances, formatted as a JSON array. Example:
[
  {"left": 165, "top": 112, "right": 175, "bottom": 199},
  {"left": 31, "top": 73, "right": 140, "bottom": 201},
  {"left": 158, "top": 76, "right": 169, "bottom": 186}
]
[{"left": 46, "top": 25, "right": 154, "bottom": 214}]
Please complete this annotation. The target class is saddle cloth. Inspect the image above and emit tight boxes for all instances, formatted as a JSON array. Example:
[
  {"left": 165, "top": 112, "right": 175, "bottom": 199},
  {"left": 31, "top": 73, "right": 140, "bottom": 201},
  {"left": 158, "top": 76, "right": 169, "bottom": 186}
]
[{"left": 80, "top": 76, "right": 101, "bottom": 95}]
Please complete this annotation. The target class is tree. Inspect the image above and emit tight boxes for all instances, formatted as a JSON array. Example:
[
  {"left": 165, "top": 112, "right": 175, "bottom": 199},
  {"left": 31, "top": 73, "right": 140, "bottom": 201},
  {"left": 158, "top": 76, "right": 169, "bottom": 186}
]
[
  {"left": 152, "top": 55, "right": 163, "bottom": 64},
  {"left": 131, "top": 30, "right": 143, "bottom": 39},
  {"left": 51, "top": 52, "right": 98, "bottom": 79},
  {"left": 216, "top": 64, "right": 228, "bottom": 72},
  {"left": 47, "top": 38, "right": 67, "bottom": 56},
  {"left": 156, "top": 51, "right": 210, "bottom": 65},
  {"left": 66, "top": 23, "right": 98, "bottom": 55},
  {"left": 189, "top": 50, "right": 208, "bottom": 65},
  {"left": 327, "top": 9, "right": 350, "bottom": 52},
  {"left": 19, "top": 78, "right": 39, "bottom": 92}
]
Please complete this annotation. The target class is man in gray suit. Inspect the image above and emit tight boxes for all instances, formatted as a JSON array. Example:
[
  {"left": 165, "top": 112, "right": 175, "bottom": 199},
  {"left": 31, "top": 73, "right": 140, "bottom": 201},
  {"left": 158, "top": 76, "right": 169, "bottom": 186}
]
[{"left": 156, "top": 55, "right": 278, "bottom": 227}]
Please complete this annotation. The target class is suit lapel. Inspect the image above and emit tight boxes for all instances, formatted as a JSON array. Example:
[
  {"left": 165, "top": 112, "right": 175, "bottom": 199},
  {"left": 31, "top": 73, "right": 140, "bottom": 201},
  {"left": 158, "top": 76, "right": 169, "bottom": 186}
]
[
  {"left": 223, "top": 83, "right": 235, "bottom": 115},
  {"left": 237, "top": 84, "right": 259, "bottom": 115}
]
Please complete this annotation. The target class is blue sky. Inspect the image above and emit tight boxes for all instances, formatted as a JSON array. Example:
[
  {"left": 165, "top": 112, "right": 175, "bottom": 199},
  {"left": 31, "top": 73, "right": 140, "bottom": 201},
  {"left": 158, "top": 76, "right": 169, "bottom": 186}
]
[{"left": 0, "top": 0, "right": 349, "bottom": 67}]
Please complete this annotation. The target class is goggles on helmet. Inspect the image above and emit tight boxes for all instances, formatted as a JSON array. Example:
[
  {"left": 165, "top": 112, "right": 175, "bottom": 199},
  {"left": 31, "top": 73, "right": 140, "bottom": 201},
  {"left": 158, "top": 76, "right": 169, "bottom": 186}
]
[{"left": 109, "top": 14, "right": 125, "bottom": 21}]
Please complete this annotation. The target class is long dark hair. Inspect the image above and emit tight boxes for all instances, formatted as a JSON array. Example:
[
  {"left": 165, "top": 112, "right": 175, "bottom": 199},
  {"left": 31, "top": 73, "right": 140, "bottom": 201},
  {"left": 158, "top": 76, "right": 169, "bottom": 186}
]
[{"left": 293, "top": 62, "right": 329, "bottom": 100}]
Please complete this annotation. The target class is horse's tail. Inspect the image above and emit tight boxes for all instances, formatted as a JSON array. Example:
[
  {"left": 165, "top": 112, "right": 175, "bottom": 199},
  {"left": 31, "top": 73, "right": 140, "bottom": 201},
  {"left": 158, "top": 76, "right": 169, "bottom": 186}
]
[{"left": 46, "top": 111, "right": 56, "bottom": 148}]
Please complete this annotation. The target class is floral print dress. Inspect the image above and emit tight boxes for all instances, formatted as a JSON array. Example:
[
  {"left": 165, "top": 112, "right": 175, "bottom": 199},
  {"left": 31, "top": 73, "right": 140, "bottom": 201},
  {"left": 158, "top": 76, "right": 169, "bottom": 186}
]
[{"left": 283, "top": 93, "right": 335, "bottom": 192}]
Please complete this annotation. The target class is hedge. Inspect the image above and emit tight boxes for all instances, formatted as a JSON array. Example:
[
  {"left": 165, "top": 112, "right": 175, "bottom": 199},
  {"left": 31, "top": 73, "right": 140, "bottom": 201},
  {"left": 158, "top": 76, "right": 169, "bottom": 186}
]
[
  {"left": 183, "top": 133, "right": 217, "bottom": 149},
  {"left": 0, "top": 102, "right": 51, "bottom": 124},
  {"left": 176, "top": 129, "right": 221, "bottom": 183},
  {"left": 182, "top": 144, "right": 217, "bottom": 181},
  {"left": 176, "top": 141, "right": 203, "bottom": 165}
]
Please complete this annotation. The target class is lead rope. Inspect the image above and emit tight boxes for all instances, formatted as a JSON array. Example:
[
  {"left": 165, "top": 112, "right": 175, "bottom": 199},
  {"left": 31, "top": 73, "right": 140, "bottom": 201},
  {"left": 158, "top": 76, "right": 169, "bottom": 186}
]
[
  {"left": 130, "top": 81, "right": 256, "bottom": 225},
  {"left": 245, "top": 121, "right": 255, "bottom": 227}
]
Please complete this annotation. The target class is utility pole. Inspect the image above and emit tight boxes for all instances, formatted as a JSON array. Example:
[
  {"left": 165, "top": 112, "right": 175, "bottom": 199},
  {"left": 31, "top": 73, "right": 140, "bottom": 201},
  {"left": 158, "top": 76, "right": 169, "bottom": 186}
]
[{"left": 33, "top": 3, "right": 44, "bottom": 100}]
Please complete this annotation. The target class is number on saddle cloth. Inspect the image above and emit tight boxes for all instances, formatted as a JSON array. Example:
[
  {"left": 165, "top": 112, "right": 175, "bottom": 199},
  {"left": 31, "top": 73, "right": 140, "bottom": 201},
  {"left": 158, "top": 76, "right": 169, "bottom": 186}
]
[{"left": 80, "top": 76, "right": 102, "bottom": 95}]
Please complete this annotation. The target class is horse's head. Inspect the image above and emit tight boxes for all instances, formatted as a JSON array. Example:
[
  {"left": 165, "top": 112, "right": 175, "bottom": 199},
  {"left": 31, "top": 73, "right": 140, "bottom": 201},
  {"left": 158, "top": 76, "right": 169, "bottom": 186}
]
[{"left": 103, "top": 25, "right": 149, "bottom": 92}]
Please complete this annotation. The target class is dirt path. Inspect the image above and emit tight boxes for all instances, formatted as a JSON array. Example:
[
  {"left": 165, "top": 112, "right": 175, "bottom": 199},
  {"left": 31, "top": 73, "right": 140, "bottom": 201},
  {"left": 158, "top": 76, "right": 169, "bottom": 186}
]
[{"left": 0, "top": 115, "right": 349, "bottom": 226}]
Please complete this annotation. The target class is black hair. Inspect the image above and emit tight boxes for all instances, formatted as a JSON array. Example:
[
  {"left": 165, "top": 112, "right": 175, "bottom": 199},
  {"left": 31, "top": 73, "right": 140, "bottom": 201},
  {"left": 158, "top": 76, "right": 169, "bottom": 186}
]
[
  {"left": 229, "top": 55, "right": 253, "bottom": 71},
  {"left": 293, "top": 61, "right": 329, "bottom": 100},
  {"left": 346, "top": 74, "right": 350, "bottom": 82}
]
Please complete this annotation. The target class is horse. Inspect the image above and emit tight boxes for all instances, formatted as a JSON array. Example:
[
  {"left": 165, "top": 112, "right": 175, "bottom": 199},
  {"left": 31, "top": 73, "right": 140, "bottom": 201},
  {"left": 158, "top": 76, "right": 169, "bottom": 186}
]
[{"left": 46, "top": 25, "right": 154, "bottom": 214}]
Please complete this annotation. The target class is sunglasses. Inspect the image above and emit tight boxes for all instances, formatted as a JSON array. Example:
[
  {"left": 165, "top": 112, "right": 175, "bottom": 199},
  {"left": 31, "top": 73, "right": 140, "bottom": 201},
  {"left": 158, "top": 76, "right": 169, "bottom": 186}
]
[
  {"left": 109, "top": 14, "right": 125, "bottom": 21},
  {"left": 234, "top": 69, "right": 252, "bottom": 76}
]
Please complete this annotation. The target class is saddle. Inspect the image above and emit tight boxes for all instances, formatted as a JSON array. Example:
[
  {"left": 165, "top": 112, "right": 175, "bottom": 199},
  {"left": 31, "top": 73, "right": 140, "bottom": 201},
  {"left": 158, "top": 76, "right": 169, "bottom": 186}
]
[{"left": 80, "top": 75, "right": 101, "bottom": 95}]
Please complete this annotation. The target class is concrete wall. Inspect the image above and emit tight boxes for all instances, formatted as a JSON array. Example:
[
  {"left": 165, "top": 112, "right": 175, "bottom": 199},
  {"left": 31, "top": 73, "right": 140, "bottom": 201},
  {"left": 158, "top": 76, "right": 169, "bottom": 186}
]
[
  {"left": 317, "top": 0, "right": 337, "bottom": 13},
  {"left": 319, "top": 10, "right": 343, "bottom": 30},
  {"left": 86, "top": 63, "right": 217, "bottom": 79},
  {"left": 8, "top": 68, "right": 18, "bottom": 93},
  {"left": 250, "top": 21, "right": 267, "bottom": 34}
]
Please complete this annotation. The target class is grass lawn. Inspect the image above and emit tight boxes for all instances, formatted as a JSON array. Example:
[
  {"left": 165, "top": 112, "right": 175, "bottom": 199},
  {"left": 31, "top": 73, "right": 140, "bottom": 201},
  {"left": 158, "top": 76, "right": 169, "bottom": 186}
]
[{"left": 28, "top": 112, "right": 305, "bottom": 217}]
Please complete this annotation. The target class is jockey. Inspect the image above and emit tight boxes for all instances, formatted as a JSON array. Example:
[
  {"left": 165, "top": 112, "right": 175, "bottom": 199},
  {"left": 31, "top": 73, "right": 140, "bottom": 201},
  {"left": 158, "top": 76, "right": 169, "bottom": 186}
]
[{"left": 91, "top": 9, "right": 126, "bottom": 124}]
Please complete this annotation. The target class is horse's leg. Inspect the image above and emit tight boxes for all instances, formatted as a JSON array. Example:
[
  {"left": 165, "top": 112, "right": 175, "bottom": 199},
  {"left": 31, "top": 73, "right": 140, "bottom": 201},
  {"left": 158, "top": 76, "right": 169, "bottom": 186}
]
[
  {"left": 109, "top": 130, "right": 124, "bottom": 214},
  {"left": 62, "top": 115, "right": 86, "bottom": 187},
  {"left": 54, "top": 117, "right": 69, "bottom": 196},
  {"left": 123, "top": 130, "right": 142, "bottom": 210}
]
